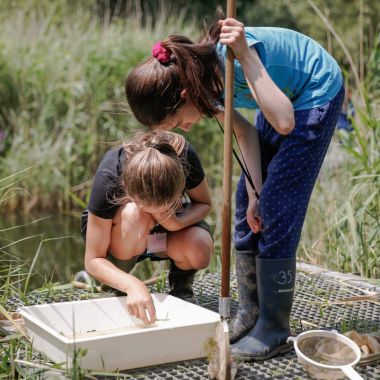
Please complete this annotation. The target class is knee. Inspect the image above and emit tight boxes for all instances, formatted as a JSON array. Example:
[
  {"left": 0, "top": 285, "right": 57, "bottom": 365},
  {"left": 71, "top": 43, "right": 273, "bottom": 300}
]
[
  {"left": 258, "top": 190, "right": 284, "bottom": 225},
  {"left": 187, "top": 235, "right": 213, "bottom": 269}
]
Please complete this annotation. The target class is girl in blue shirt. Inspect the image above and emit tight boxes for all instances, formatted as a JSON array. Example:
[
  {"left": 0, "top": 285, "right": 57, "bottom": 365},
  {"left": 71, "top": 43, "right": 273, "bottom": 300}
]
[{"left": 125, "top": 17, "right": 344, "bottom": 361}]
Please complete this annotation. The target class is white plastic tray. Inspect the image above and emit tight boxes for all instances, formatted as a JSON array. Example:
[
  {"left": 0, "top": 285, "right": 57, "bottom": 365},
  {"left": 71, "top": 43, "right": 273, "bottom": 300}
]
[{"left": 19, "top": 293, "right": 221, "bottom": 371}]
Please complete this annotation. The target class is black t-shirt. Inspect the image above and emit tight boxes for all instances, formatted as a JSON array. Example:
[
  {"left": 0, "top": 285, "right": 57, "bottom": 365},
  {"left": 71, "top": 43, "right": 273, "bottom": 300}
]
[{"left": 87, "top": 141, "right": 205, "bottom": 219}]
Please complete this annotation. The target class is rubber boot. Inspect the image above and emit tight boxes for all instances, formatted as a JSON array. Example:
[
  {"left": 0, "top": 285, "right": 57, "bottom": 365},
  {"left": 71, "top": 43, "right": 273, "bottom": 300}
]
[
  {"left": 230, "top": 250, "right": 259, "bottom": 344},
  {"left": 168, "top": 260, "right": 197, "bottom": 303},
  {"left": 232, "top": 256, "right": 296, "bottom": 361}
]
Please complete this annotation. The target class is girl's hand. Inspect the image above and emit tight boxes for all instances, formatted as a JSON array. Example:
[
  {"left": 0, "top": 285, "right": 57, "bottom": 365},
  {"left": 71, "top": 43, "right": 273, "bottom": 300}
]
[
  {"left": 218, "top": 18, "right": 249, "bottom": 62},
  {"left": 125, "top": 278, "right": 156, "bottom": 325},
  {"left": 247, "top": 197, "right": 262, "bottom": 233},
  {"left": 151, "top": 211, "right": 181, "bottom": 231}
]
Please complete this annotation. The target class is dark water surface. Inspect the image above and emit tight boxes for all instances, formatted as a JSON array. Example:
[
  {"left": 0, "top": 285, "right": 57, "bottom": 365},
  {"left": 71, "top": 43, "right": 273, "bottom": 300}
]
[
  {"left": 1, "top": 212, "right": 158, "bottom": 290},
  {"left": 1, "top": 212, "right": 85, "bottom": 289}
]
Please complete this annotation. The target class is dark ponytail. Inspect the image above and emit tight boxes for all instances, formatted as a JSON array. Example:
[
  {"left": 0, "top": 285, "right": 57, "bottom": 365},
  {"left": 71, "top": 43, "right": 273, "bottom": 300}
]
[{"left": 125, "top": 14, "right": 225, "bottom": 127}]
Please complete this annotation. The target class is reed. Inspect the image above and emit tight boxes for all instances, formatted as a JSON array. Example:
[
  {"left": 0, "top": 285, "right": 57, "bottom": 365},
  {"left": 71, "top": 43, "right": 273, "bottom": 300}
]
[
  {"left": 0, "top": 1, "right": 378, "bottom": 281},
  {"left": 298, "top": 4, "right": 379, "bottom": 278},
  {"left": 0, "top": 1, "right": 196, "bottom": 211}
]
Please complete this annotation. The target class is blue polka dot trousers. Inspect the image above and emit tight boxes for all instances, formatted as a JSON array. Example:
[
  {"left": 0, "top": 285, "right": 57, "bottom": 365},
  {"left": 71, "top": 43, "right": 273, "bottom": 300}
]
[{"left": 234, "top": 85, "right": 345, "bottom": 258}]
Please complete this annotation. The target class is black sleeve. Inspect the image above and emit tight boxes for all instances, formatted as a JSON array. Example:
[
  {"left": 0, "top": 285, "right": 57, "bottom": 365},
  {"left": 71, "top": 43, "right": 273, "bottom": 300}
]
[
  {"left": 87, "top": 148, "right": 124, "bottom": 219},
  {"left": 183, "top": 142, "right": 205, "bottom": 190}
]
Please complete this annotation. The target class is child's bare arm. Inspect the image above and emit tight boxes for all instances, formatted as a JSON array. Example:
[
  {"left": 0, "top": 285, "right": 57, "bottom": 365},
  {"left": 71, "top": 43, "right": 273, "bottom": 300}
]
[
  {"left": 152, "top": 178, "right": 212, "bottom": 231},
  {"left": 84, "top": 212, "right": 156, "bottom": 324},
  {"left": 216, "top": 109, "right": 263, "bottom": 232},
  {"left": 219, "top": 18, "right": 294, "bottom": 135}
]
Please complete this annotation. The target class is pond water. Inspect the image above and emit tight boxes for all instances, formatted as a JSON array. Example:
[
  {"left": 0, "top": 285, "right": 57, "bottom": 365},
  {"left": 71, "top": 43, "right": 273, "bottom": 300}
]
[
  {"left": 1, "top": 212, "right": 157, "bottom": 290},
  {"left": 0, "top": 212, "right": 86, "bottom": 289}
]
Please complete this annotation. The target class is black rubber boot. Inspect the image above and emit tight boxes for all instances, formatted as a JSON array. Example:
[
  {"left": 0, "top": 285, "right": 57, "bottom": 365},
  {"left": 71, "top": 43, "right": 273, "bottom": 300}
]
[
  {"left": 232, "top": 256, "right": 296, "bottom": 361},
  {"left": 168, "top": 261, "right": 197, "bottom": 303},
  {"left": 230, "top": 250, "right": 259, "bottom": 344}
]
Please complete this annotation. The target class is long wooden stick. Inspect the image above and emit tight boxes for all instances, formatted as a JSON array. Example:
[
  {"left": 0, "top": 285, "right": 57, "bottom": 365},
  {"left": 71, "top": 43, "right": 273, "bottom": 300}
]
[{"left": 221, "top": 0, "right": 236, "bottom": 303}]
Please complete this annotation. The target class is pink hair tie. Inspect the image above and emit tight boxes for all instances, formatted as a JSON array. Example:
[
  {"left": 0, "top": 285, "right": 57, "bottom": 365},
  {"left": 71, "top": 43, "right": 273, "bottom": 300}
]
[{"left": 152, "top": 41, "right": 171, "bottom": 64}]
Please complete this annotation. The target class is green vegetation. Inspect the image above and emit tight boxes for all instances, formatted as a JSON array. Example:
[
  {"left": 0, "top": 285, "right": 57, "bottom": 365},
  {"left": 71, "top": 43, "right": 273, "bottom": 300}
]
[
  {"left": 0, "top": 0, "right": 379, "bottom": 286},
  {"left": 300, "top": 25, "right": 379, "bottom": 278}
]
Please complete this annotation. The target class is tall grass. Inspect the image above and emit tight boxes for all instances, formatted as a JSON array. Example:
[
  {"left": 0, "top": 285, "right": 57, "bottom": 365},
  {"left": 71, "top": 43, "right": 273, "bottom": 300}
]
[
  {"left": 0, "top": 2, "right": 379, "bottom": 278},
  {"left": 300, "top": 36, "right": 380, "bottom": 278},
  {"left": 0, "top": 2, "right": 197, "bottom": 211}
]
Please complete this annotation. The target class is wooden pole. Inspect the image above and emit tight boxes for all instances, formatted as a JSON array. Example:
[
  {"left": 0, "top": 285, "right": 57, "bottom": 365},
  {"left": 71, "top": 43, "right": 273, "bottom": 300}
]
[
  {"left": 209, "top": 6, "right": 237, "bottom": 379},
  {"left": 221, "top": 0, "right": 236, "bottom": 302}
]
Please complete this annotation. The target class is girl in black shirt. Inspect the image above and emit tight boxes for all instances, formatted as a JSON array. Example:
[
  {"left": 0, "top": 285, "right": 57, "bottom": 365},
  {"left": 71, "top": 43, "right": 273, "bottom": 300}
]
[{"left": 82, "top": 131, "right": 213, "bottom": 325}]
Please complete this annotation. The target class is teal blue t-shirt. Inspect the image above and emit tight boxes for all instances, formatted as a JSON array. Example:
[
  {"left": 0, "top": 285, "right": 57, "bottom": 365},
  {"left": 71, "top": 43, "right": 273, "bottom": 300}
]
[{"left": 216, "top": 27, "right": 343, "bottom": 111}]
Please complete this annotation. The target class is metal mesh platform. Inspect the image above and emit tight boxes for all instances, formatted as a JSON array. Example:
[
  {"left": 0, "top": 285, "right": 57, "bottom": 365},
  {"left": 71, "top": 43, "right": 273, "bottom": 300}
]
[{"left": 7, "top": 270, "right": 380, "bottom": 379}]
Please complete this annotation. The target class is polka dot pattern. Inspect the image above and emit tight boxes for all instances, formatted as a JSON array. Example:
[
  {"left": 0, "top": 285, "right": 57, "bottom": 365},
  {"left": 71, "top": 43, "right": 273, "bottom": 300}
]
[{"left": 234, "top": 86, "right": 345, "bottom": 258}]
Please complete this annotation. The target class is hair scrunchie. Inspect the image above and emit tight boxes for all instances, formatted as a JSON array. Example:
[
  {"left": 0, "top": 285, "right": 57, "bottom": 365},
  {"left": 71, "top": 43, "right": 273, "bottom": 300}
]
[
  {"left": 148, "top": 142, "right": 177, "bottom": 157},
  {"left": 152, "top": 41, "right": 171, "bottom": 64},
  {"left": 147, "top": 142, "right": 161, "bottom": 150}
]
